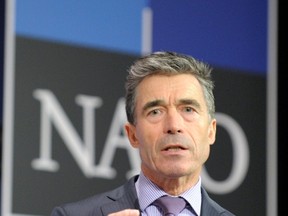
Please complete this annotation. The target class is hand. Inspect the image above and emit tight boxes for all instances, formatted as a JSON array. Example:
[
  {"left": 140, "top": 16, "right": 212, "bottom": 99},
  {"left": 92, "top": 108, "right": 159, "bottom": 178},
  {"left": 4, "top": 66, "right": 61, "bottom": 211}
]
[{"left": 108, "top": 209, "right": 140, "bottom": 216}]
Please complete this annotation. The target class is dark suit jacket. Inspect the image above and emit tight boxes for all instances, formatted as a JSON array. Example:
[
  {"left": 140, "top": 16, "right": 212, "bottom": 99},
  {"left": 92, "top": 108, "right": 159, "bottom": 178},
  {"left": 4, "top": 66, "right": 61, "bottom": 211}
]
[{"left": 51, "top": 175, "right": 235, "bottom": 216}]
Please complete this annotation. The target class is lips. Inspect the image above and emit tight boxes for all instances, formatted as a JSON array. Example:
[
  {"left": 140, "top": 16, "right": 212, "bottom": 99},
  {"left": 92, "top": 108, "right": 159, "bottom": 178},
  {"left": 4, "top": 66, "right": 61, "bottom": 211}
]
[{"left": 163, "top": 145, "right": 186, "bottom": 151}]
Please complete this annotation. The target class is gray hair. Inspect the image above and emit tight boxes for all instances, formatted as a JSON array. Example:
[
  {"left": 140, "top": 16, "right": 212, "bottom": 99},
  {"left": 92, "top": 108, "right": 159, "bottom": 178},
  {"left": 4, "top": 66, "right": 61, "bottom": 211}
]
[{"left": 125, "top": 51, "right": 215, "bottom": 124}]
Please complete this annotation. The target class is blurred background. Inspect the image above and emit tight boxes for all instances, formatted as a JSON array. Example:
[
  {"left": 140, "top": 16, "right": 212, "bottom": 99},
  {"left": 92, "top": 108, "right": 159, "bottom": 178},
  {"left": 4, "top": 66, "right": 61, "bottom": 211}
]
[{"left": 0, "top": 0, "right": 285, "bottom": 215}]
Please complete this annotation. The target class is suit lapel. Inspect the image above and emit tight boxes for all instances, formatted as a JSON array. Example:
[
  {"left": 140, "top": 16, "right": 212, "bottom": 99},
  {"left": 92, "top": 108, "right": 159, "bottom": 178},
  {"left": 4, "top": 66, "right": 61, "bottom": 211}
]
[
  {"left": 200, "top": 187, "right": 222, "bottom": 216},
  {"left": 101, "top": 176, "right": 140, "bottom": 215}
]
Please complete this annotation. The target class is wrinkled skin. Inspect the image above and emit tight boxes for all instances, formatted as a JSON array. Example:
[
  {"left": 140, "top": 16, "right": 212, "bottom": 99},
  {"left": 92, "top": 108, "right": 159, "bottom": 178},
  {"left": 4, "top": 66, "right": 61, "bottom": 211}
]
[{"left": 125, "top": 74, "right": 216, "bottom": 195}]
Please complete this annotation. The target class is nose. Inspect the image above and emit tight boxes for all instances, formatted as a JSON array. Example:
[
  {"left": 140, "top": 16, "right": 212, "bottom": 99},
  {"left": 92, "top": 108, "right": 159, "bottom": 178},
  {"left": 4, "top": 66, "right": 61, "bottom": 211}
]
[{"left": 164, "top": 109, "right": 183, "bottom": 134}]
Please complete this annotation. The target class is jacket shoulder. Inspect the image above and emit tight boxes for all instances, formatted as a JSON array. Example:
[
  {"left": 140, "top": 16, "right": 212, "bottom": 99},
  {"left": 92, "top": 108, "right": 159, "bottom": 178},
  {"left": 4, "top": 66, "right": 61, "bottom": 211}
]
[
  {"left": 51, "top": 176, "right": 139, "bottom": 216},
  {"left": 201, "top": 187, "right": 236, "bottom": 216}
]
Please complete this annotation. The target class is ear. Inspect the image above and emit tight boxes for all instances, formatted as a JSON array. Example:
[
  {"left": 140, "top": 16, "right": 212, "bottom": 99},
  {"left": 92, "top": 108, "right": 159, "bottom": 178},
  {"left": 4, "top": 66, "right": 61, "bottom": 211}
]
[
  {"left": 125, "top": 122, "right": 139, "bottom": 148},
  {"left": 208, "top": 118, "right": 217, "bottom": 145}
]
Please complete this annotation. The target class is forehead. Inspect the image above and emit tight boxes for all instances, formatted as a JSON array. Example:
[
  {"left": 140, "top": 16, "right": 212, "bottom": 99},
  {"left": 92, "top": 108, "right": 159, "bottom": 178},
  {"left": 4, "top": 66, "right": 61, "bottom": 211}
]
[{"left": 135, "top": 74, "right": 205, "bottom": 104}]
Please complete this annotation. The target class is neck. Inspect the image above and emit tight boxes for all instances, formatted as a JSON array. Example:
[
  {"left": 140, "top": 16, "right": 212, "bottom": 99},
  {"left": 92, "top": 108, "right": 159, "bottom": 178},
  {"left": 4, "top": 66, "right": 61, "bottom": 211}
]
[{"left": 142, "top": 169, "right": 201, "bottom": 196}]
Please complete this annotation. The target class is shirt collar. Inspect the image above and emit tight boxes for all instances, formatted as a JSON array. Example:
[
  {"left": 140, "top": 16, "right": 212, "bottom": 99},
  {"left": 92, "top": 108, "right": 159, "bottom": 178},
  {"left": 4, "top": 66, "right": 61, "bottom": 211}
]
[
  {"left": 135, "top": 172, "right": 167, "bottom": 210},
  {"left": 181, "top": 177, "right": 202, "bottom": 215},
  {"left": 135, "top": 172, "right": 202, "bottom": 215}
]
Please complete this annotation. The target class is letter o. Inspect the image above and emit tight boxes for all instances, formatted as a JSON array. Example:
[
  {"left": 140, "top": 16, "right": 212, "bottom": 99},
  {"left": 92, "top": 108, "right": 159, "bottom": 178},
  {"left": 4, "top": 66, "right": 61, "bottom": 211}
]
[{"left": 201, "top": 112, "right": 249, "bottom": 194}]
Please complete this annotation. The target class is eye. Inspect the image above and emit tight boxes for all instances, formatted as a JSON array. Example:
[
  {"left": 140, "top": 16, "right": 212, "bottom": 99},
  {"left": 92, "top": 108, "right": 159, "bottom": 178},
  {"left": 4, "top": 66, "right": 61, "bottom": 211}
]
[
  {"left": 148, "top": 109, "right": 162, "bottom": 116},
  {"left": 183, "top": 106, "right": 194, "bottom": 113}
]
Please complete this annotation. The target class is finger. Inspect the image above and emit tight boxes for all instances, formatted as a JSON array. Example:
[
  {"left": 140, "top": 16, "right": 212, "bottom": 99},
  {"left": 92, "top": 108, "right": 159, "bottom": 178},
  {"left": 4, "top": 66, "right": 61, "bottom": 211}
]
[{"left": 108, "top": 209, "right": 140, "bottom": 216}]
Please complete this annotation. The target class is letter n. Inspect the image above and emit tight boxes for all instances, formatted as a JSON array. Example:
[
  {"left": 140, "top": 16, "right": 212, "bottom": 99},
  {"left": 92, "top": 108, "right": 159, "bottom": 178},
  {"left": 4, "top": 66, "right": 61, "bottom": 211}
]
[{"left": 31, "top": 89, "right": 103, "bottom": 178}]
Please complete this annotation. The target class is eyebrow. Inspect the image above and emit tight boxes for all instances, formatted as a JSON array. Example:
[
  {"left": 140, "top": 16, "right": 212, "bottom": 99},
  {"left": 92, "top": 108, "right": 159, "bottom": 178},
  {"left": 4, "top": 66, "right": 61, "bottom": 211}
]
[
  {"left": 143, "top": 99, "right": 164, "bottom": 112},
  {"left": 179, "top": 99, "right": 201, "bottom": 110},
  {"left": 142, "top": 98, "right": 201, "bottom": 112}
]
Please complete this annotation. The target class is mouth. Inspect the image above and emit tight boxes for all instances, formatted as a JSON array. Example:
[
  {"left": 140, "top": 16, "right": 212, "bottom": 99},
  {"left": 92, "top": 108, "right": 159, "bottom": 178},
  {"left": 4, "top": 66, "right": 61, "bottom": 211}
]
[{"left": 163, "top": 145, "right": 187, "bottom": 151}]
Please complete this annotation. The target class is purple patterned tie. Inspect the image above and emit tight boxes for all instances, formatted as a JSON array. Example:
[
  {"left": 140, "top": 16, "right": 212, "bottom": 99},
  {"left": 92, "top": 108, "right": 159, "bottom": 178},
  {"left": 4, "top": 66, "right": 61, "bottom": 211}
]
[{"left": 154, "top": 195, "right": 186, "bottom": 216}]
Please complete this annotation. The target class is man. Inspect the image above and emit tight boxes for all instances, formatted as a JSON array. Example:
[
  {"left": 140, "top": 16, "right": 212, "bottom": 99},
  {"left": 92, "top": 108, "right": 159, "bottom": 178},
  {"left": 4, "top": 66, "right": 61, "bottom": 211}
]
[{"left": 51, "top": 51, "right": 235, "bottom": 216}]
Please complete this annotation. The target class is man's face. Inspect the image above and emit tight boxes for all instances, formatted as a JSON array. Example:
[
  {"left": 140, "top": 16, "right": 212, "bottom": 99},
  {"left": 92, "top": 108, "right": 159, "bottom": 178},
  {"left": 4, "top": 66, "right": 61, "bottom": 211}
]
[{"left": 125, "top": 74, "right": 216, "bottom": 181}]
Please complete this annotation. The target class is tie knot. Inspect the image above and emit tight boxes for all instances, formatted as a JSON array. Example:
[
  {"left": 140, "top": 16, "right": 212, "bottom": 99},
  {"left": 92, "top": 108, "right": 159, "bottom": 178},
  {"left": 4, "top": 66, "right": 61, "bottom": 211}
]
[{"left": 154, "top": 195, "right": 186, "bottom": 216}]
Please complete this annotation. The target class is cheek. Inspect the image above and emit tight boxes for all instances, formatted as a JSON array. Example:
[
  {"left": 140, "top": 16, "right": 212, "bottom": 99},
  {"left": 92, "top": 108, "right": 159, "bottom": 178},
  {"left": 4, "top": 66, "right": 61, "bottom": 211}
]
[
  {"left": 202, "top": 142, "right": 211, "bottom": 158},
  {"left": 136, "top": 132, "right": 153, "bottom": 152},
  {"left": 136, "top": 127, "right": 158, "bottom": 155},
  {"left": 196, "top": 121, "right": 215, "bottom": 143},
  {"left": 189, "top": 126, "right": 212, "bottom": 155},
  {"left": 136, "top": 121, "right": 159, "bottom": 142}
]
